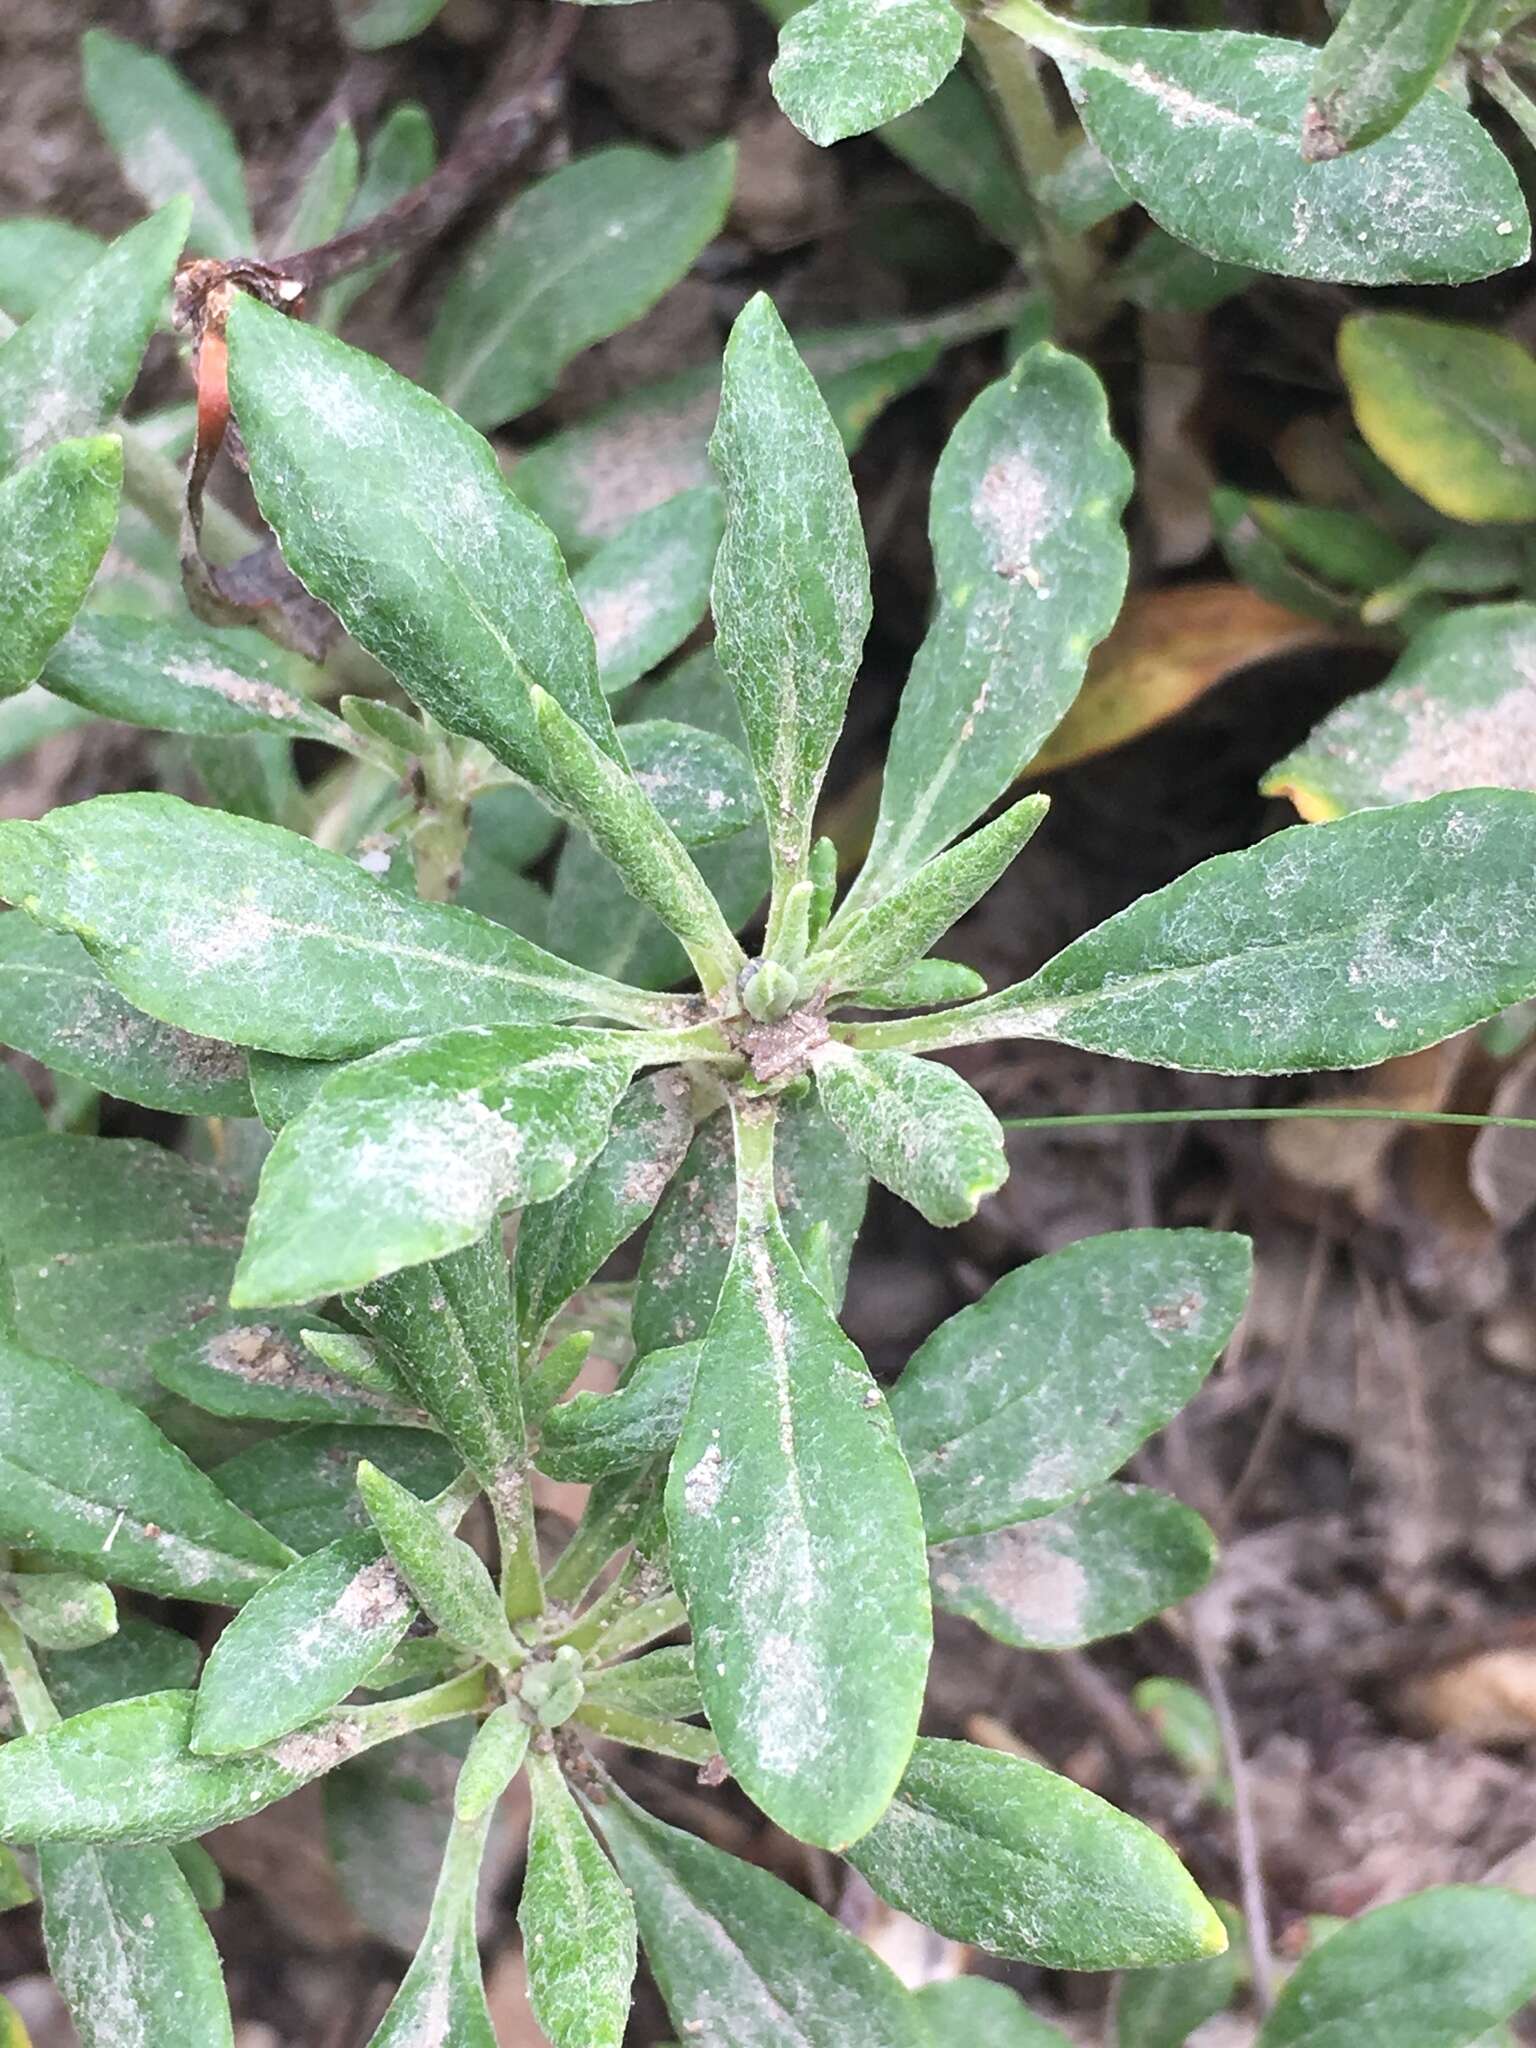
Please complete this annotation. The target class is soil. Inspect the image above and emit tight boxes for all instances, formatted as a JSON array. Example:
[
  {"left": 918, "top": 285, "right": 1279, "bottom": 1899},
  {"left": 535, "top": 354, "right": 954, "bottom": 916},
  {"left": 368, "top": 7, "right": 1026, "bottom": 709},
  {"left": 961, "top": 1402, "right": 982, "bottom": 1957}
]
[{"left": 5, "top": 3, "right": 1536, "bottom": 2045}]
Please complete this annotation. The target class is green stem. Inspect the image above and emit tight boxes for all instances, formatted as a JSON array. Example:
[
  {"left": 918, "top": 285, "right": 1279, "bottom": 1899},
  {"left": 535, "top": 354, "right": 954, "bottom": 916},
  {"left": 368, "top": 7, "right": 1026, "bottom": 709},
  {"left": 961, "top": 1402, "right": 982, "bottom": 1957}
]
[
  {"left": 349, "top": 1663, "right": 493, "bottom": 1745},
  {"left": 1477, "top": 57, "right": 1536, "bottom": 147},
  {"left": 999, "top": 1105, "right": 1536, "bottom": 1135},
  {"left": 494, "top": 1472, "right": 546, "bottom": 1629},
  {"left": 572, "top": 1701, "right": 718, "bottom": 1766},
  {"left": 730, "top": 1097, "right": 778, "bottom": 1225},
  {"left": 588, "top": 1590, "right": 687, "bottom": 1665},
  {"left": 0, "top": 1607, "right": 60, "bottom": 1734}
]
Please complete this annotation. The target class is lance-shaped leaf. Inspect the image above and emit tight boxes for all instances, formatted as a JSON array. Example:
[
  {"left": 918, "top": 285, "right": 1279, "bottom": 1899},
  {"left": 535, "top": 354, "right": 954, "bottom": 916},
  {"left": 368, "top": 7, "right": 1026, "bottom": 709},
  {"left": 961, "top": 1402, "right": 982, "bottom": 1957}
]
[
  {"left": 234, "top": 1025, "right": 640, "bottom": 1306},
  {"left": 426, "top": 142, "right": 735, "bottom": 431},
  {"left": 214, "top": 1426, "right": 460, "bottom": 1556},
  {"left": 816, "top": 796, "right": 1048, "bottom": 993},
  {"left": 349, "top": 1227, "right": 520, "bottom": 1481},
  {"left": 0, "top": 794, "right": 660, "bottom": 1058},
  {"left": 582, "top": 1646, "right": 703, "bottom": 1723},
  {"left": 190, "top": 1531, "right": 414, "bottom": 1755},
  {"left": 665, "top": 1106, "right": 930, "bottom": 1849},
  {"left": 0, "top": 204, "right": 188, "bottom": 475},
  {"left": 41, "top": 614, "right": 355, "bottom": 747},
  {"left": 0, "top": 918, "right": 252, "bottom": 1116},
  {"left": 1019, "top": 19, "right": 1530, "bottom": 285},
  {"left": 931, "top": 1485, "right": 1218, "bottom": 1650},
  {"left": 621, "top": 720, "right": 761, "bottom": 849},
  {"left": 593, "top": 1784, "right": 929, "bottom": 2048},
  {"left": 710, "top": 294, "right": 871, "bottom": 902},
  {"left": 914, "top": 790, "right": 1536, "bottom": 1073},
  {"left": 1264, "top": 604, "right": 1536, "bottom": 822},
  {"left": 540, "top": 1343, "right": 700, "bottom": 1483},
  {"left": 0, "top": 1572, "right": 117, "bottom": 1652},
  {"left": 576, "top": 489, "right": 725, "bottom": 694},
  {"left": 82, "top": 33, "right": 251, "bottom": 256},
  {"left": 344, "top": 0, "right": 449, "bottom": 51},
  {"left": 915, "top": 1978, "right": 1073, "bottom": 2044},
  {"left": 0, "top": 1675, "right": 487, "bottom": 1845},
  {"left": 520, "top": 1753, "right": 637, "bottom": 2048},
  {"left": 1257, "top": 1885, "right": 1536, "bottom": 2048},
  {"left": 40, "top": 1619, "right": 201, "bottom": 1718},
  {"left": 772, "top": 0, "right": 964, "bottom": 144},
  {"left": 39, "top": 1840, "right": 235, "bottom": 2048},
  {"left": 848, "top": 1738, "right": 1226, "bottom": 1967},
  {"left": 273, "top": 119, "right": 360, "bottom": 251},
  {"left": 0, "top": 1336, "right": 292, "bottom": 1606},
  {"left": 365, "top": 1793, "right": 499, "bottom": 2047},
  {"left": 358, "top": 1460, "right": 519, "bottom": 1670},
  {"left": 1337, "top": 314, "right": 1536, "bottom": 526},
  {"left": 1118, "top": 1904, "right": 1246, "bottom": 2048},
  {"left": 320, "top": 102, "right": 437, "bottom": 329},
  {"left": 533, "top": 686, "right": 746, "bottom": 993},
  {"left": 0, "top": 1133, "right": 246, "bottom": 1404},
  {"left": 148, "top": 1312, "right": 421, "bottom": 1428},
  {"left": 813, "top": 1046, "right": 1007, "bottom": 1228},
  {"left": 0, "top": 438, "right": 121, "bottom": 695},
  {"left": 226, "top": 296, "right": 622, "bottom": 789},
  {"left": 634, "top": 1092, "right": 867, "bottom": 1353},
  {"left": 848, "top": 347, "right": 1130, "bottom": 908},
  {"left": 890, "top": 1230, "right": 1250, "bottom": 1543},
  {"left": 516, "top": 1069, "right": 693, "bottom": 1344},
  {"left": 1303, "top": 0, "right": 1472, "bottom": 159},
  {"left": 548, "top": 818, "right": 768, "bottom": 993},
  {"left": 0, "top": 219, "right": 105, "bottom": 325}
]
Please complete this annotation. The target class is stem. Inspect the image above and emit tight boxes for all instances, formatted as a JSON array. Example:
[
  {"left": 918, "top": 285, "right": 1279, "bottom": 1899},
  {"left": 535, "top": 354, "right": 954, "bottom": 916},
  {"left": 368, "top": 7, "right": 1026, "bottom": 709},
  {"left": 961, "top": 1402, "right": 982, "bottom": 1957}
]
[
  {"left": 730, "top": 1098, "right": 778, "bottom": 1225},
  {"left": 349, "top": 1663, "right": 493, "bottom": 1745},
  {"left": 588, "top": 1590, "right": 687, "bottom": 1665},
  {"left": 0, "top": 1607, "right": 60, "bottom": 1734},
  {"left": 572, "top": 1701, "right": 719, "bottom": 1767},
  {"left": 999, "top": 1106, "right": 1536, "bottom": 1136},
  {"left": 494, "top": 1473, "right": 546, "bottom": 1628},
  {"left": 1477, "top": 56, "right": 1536, "bottom": 148}
]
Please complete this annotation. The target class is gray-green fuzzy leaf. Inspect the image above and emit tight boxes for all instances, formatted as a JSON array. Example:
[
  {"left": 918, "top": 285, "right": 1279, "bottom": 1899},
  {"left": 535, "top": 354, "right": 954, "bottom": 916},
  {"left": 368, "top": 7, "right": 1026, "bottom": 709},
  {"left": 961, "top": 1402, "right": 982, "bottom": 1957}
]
[
  {"left": 0, "top": 1337, "right": 291, "bottom": 1607},
  {"left": 226, "top": 296, "right": 622, "bottom": 790},
  {"left": 272, "top": 120, "right": 360, "bottom": 252},
  {"left": 771, "top": 0, "right": 964, "bottom": 144},
  {"left": 594, "top": 1784, "right": 929, "bottom": 2047},
  {"left": 582, "top": 1646, "right": 703, "bottom": 1722},
  {"left": 0, "top": 1064, "right": 42, "bottom": 1138},
  {"left": 42, "top": 1620, "right": 201, "bottom": 1718},
  {"left": 213, "top": 1426, "right": 461, "bottom": 1556},
  {"left": 426, "top": 142, "right": 735, "bottom": 430},
  {"left": 915, "top": 1978, "right": 1073, "bottom": 2045},
  {"left": 850, "top": 347, "right": 1130, "bottom": 906},
  {"left": 621, "top": 720, "right": 762, "bottom": 849},
  {"left": 0, "top": 793, "right": 657, "bottom": 1059},
  {"left": 0, "top": 438, "right": 122, "bottom": 694},
  {"left": 365, "top": 1801, "right": 499, "bottom": 2047},
  {"left": 82, "top": 33, "right": 251, "bottom": 255},
  {"left": 0, "top": 220, "right": 105, "bottom": 326},
  {"left": 520, "top": 1753, "right": 637, "bottom": 2048},
  {"left": 931, "top": 1484, "right": 1217, "bottom": 1650},
  {"left": 0, "top": 1573, "right": 117, "bottom": 1652},
  {"left": 540, "top": 1343, "right": 700, "bottom": 1483},
  {"left": 710, "top": 294, "right": 870, "bottom": 897},
  {"left": 0, "top": 205, "right": 188, "bottom": 475},
  {"left": 1304, "top": 0, "right": 1472, "bottom": 158},
  {"left": 358, "top": 1461, "right": 518, "bottom": 1670},
  {"left": 848, "top": 1737, "right": 1227, "bottom": 1966},
  {"left": 148, "top": 1312, "right": 421, "bottom": 1427},
  {"left": 320, "top": 103, "right": 437, "bottom": 329},
  {"left": 0, "top": 917, "right": 252, "bottom": 1116},
  {"left": 890, "top": 1230, "right": 1251, "bottom": 1543},
  {"left": 234, "top": 1026, "right": 638, "bottom": 1306},
  {"left": 577, "top": 488, "right": 725, "bottom": 695},
  {"left": 813, "top": 1046, "right": 1006, "bottom": 1227},
  {"left": 1257, "top": 1886, "right": 1536, "bottom": 2048}
]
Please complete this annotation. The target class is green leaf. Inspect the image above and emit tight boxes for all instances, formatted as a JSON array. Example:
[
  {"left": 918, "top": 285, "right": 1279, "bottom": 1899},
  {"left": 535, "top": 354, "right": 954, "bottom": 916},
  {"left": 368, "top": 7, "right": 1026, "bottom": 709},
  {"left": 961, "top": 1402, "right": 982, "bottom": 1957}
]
[
  {"left": 82, "top": 32, "right": 252, "bottom": 256},
  {"left": 575, "top": 490, "right": 725, "bottom": 695},
  {"left": 0, "top": 1336, "right": 291, "bottom": 1606},
  {"left": 592, "top": 1782, "right": 930, "bottom": 2047},
  {"left": 234, "top": 1025, "right": 639, "bottom": 1305},
  {"left": 940, "top": 791, "right": 1536, "bottom": 1073},
  {"left": 41, "top": 614, "right": 351, "bottom": 745},
  {"left": 320, "top": 103, "right": 437, "bottom": 329},
  {"left": 847, "top": 1737, "right": 1226, "bottom": 1967},
  {"left": 849, "top": 347, "right": 1130, "bottom": 906},
  {"left": 1304, "top": 0, "right": 1473, "bottom": 158},
  {"left": 39, "top": 1840, "right": 235, "bottom": 2048},
  {"left": 0, "top": 688, "right": 94, "bottom": 769},
  {"left": 634, "top": 1092, "right": 867, "bottom": 1352},
  {"left": 453, "top": 1702, "right": 529, "bottom": 1823},
  {"left": 213, "top": 1426, "right": 459, "bottom": 1555},
  {"left": 853, "top": 960, "right": 988, "bottom": 1008},
  {"left": 931, "top": 1485, "right": 1218, "bottom": 1649},
  {"left": 520, "top": 1752, "right": 637, "bottom": 2048},
  {"left": 148, "top": 1311, "right": 421, "bottom": 1426},
  {"left": 539, "top": 1343, "right": 700, "bottom": 1482},
  {"left": 0, "top": 1844, "right": 33, "bottom": 1911},
  {"left": 915, "top": 1979, "right": 1071, "bottom": 2045},
  {"left": 582, "top": 1645, "right": 703, "bottom": 1722},
  {"left": 815, "top": 795, "right": 1049, "bottom": 995},
  {"left": 622, "top": 720, "right": 761, "bottom": 848},
  {"left": 1337, "top": 314, "right": 1536, "bottom": 525},
  {"left": 771, "top": 0, "right": 964, "bottom": 144},
  {"left": 0, "top": 1133, "right": 246, "bottom": 1404},
  {"left": 0, "top": 1573, "right": 117, "bottom": 1651},
  {"left": 0, "top": 1065, "right": 41, "bottom": 1138},
  {"left": 0, "top": 438, "right": 122, "bottom": 694},
  {"left": 891, "top": 1231, "right": 1249, "bottom": 1542},
  {"left": 1256, "top": 1886, "right": 1536, "bottom": 2048},
  {"left": 1135, "top": 1678, "right": 1225, "bottom": 1789},
  {"left": 813, "top": 1046, "right": 1007, "bottom": 1226},
  {"left": 343, "top": 0, "right": 449, "bottom": 50},
  {"left": 710, "top": 294, "right": 871, "bottom": 903},
  {"left": 665, "top": 1106, "right": 930, "bottom": 1849},
  {"left": 41, "top": 1620, "right": 200, "bottom": 1718},
  {"left": 365, "top": 1799, "right": 499, "bottom": 2048},
  {"left": 0, "top": 205, "right": 188, "bottom": 475},
  {"left": 0, "top": 917, "right": 252, "bottom": 1115},
  {"left": 358, "top": 1460, "right": 519, "bottom": 1669},
  {"left": 226, "top": 296, "right": 623, "bottom": 790},
  {"left": 881, "top": 61, "right": 1038, "bottom": 247},
  {"left": 0, "top": 793, "right": 659, "bottom": 1058},
  {"left": 1027, "top": 20, "right": 1530, "bottom": 285},
  {"left": 1118, "top": 1902, "right": 1246, "bottom": 2048},
  {"left": 1264, "top": 605, "right": 1536, "bottom": 822},
  {"left": 425, "top": 143, "right": 736, "bottom": 431},
  {"left": 0, "top": 220, "right": 105, "bottom": 326},
  {"left": 515, "top": 1070, "right": 693, "bottom": 1345},
  {"left": 273, "top": 121, "right": 360, "bottom": 252},
  {"left": 190, "top": 1531, "right": 414, "bottom": 1755},
  {"left": 325, "top": 1722, "right": 473, "bottom": 1950}
]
